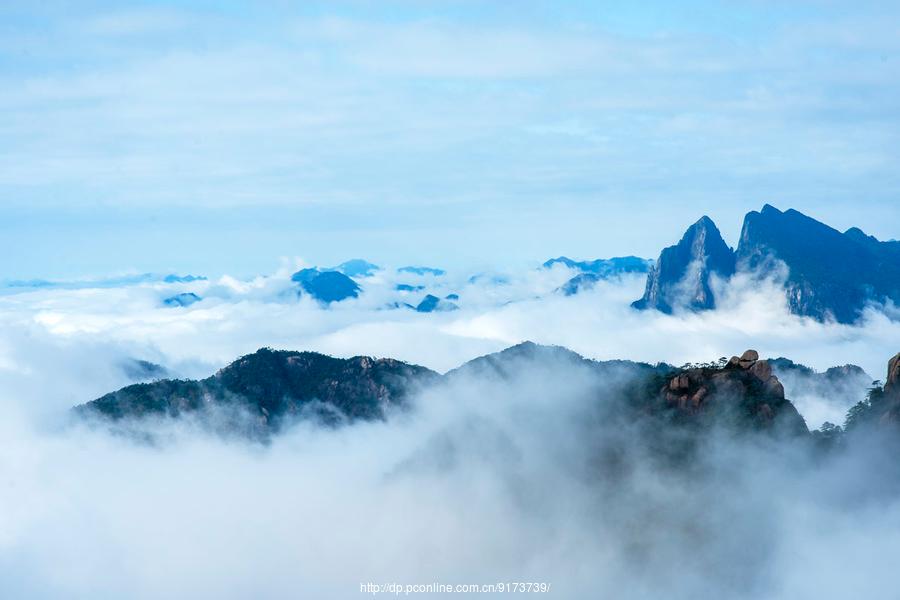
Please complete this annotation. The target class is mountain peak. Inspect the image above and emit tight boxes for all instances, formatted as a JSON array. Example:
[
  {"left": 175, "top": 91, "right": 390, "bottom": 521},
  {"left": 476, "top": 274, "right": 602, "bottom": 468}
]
[
  {"left": 736, "top": 205, "right": 900, "bottom": 323},
  {"left": 292, "top": 268, "right": 361, "bottom": 304},
  {"left": 76, "top": 347, "right": 438, "bottom": 435},
  {"left": 693, "top": 215, "right": 716, "bottom": 229},
  {"left": 633, "top": 216, "right": 735, "bottom": 314},
  {"left": 332, "top": 259, "right": 379, "bottom": 278}
]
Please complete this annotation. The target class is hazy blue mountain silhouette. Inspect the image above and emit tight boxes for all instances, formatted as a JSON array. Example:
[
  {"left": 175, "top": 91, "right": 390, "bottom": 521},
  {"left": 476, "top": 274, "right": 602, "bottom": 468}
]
[
  {"left": 633, "top": 216, "right": 736, "bottom": 313},
  {"left": 736, "top": 204, "right": 900, "bottom": 323},
  {"left": 544, "top": 256, "right": 651, "bottom": 277},
  {"left": 163, "top": 292, "right": 202, "bottom": 308},
  {"left": 632, "top": 205, "right": 899, "bottom": 323},
  {"left": 5, "top": 273, "right": 206, "bottom": 290},
  {"left": 291, "top": 268, "right": 360, "bottom": 303},
  {"left": 332, "top": 259, "right": 380, "bottom": 277},
  {"left": 416, "top": 294, "right": 459, "bottom": 313},
  {"left": 398, "top": 266, "right": 445, "bottom": 276},
  {"left": 163, "top": 274, "right": 207, "bottom": 283},
  {"left": 558, "top": 273, "right": 601, "bottom": 296}
]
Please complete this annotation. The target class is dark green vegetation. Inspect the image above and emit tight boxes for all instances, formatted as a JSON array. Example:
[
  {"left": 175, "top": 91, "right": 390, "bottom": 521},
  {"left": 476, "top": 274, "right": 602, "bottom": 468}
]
[
  {"left": 842, "top": 353, "right": 900, "bottom": 433},
  {"left": 73, "top": 342, "right": 896, "bottom": 454},
  {"left": 77, "top": 348, "right": 438, "bottom": 436}
]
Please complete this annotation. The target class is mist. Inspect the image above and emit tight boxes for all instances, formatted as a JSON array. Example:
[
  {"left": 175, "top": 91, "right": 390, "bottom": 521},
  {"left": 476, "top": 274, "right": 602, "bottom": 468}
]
[
  {"left": 0, "top": 265, "right": 897, "bottom": 598},
  {"left": 2, "top": 336, "right": 899, "bottom": 598}
]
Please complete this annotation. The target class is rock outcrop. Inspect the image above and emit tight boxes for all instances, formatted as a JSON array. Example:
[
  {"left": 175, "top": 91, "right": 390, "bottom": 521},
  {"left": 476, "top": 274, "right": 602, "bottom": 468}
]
[
  {"left": 840, "top": 352, "right": 900, "bottom": 432},
  {"left": 632, "top": 216, "right": 736, "bottom": 313},
  {"left": 887, "top": 353, "right": 900, "bottom": 397},
  {"left": 877, "top": 352, "right": 900, "bottom": 426},
  {"left": 661, "top": 349, "right": 806, "bottom": 435}
]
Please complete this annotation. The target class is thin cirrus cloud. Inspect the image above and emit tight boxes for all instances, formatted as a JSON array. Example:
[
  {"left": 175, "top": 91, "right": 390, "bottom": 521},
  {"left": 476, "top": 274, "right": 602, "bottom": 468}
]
[
  {"left": 77, "top": 8, "right": 191, "bottom": 36},
  {"left": 0, "top": 2, "right": 898, "bottom": 276}
]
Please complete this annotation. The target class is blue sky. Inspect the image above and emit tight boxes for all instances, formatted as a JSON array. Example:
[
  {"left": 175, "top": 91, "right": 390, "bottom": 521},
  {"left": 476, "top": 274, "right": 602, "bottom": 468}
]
[{"left": 1, "top": 1, "right": 899, "bottom": 278}]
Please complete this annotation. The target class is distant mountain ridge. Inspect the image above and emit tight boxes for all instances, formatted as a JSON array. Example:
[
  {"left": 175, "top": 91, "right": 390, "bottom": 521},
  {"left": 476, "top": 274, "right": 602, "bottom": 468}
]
[
  {"left": 77, "top": 348, "right": 438, "bottom": 436},
  {"left": 544, "top": 256, "right": 652, "bottom": 277},
  {"left": 163, "top": 292, "right": 201, "bottom": 308},
  {"left": 398, "top": 266, "right": 445, "bottom": 276},
  {"left": 3, "top": 273, "right": 206, "bottom": 291},
  {"left": 633, "top": 205, "right": 900, "bottom": 323},
  {"left": 331, "top": 259, "right": 380, "bottom": 278},
  {"left": 291, "top": 268, "right": 360, "bottom": 303},
  {"left": 545, "top": 256, "right": 653, "bottom": 297}
]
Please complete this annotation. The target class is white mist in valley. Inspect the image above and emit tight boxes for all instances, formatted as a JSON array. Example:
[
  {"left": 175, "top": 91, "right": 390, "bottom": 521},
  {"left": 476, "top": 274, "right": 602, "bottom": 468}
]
[{"left": 0, "top": 267, "right": 898, "bottom": 598}]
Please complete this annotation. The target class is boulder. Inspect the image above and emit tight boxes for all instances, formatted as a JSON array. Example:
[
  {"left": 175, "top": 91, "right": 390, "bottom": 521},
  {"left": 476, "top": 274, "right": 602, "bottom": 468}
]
[
  {"left": 690, "top": 386, "right": 708, "bottom": 408},
  {"left": 749, "top": 359, "right": 772, "bottom": 381},
  {"left": 669, "top": 374, "right": 690, "bottom": 391},
  {"left": 740, "top": 349, "right": 759, "bottom": 362}
]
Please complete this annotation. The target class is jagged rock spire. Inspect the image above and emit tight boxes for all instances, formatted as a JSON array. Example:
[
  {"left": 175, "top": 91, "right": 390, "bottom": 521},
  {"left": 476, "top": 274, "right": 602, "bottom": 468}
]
[{"left": 633, "top": 216, "right": 736, "bottom": 313}]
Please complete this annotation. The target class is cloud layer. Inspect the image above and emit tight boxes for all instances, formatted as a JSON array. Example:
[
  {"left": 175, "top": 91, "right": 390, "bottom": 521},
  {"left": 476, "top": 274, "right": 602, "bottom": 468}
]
[{"left": 0, "top": 263, "right": 898, "bottom": 597}]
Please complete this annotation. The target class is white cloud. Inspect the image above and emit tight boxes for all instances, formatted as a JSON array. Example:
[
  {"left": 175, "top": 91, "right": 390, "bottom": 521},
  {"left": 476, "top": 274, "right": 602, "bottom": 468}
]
[
  {"left": 0, "top": 262, "right": 898, "bottom": 596},
  {"left": 78, "top": 9, "right": 190, "bottom": 36}
]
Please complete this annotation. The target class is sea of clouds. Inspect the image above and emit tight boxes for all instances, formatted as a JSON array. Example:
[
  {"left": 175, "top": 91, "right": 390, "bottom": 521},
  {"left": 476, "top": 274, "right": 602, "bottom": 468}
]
[{"left": 0, "top": 262, "right": 898, "bottom": 598}]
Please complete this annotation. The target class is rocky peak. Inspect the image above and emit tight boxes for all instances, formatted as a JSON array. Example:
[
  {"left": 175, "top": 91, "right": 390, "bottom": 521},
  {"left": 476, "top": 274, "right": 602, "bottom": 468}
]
[
  {"left": 632, "top": 216, "right": 736, "bottom": 314},
  {"left": 843, "top": 352, "right": 900, "bottom": 431},
  {"left": 736, "top": 205, "right": 900, "bottom": 323},
  {"left": 661, "top": 349, "right": 804, "bottom": 434},
  {"left": 887, "top": 353, "right": 900, "bottom": 397}
]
